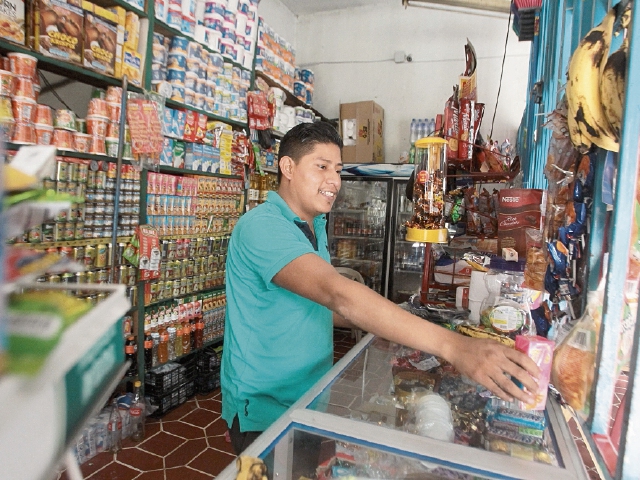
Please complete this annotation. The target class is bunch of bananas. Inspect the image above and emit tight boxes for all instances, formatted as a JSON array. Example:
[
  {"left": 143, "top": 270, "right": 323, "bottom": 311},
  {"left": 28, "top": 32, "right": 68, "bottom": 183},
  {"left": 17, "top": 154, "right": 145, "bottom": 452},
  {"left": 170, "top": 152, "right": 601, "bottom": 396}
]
[{"left": 566, "top": 2, "right": 631, "bottom": 152}]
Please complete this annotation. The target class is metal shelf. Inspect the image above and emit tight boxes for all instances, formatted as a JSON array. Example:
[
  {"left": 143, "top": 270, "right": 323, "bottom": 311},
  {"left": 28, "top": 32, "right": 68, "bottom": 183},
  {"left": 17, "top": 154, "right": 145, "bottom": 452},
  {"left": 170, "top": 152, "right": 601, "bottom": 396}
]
[
  {"left": 332, "top": 208, "right": 368, "bottom": 214},
  {"left": 394, "top": 268, "right": 424, "bottom": 274},
  {"left": 331, "top": 257, "right": 381, "bottom": 265},
  {"left": 255, "top": 71, "right": 330, "bottom": 122},
  {"left": 91, "top": 0, "right": 147, "bottom": 17},
  {"left": 144, "top": 284, "right": 225, "bottom": 307},
  {"left": 164, "top": 99, "right": 248, "bottom": 129},
  {"left": 331, "top": 235, "right": 384, "bottom": 241},
  {"left": 5, "top": 142, "right": 135, "bottom": 165},
  {"left": 155, "top": 164, "right": 243, "bottom": 179},
  {"left": 0, "top": 39, "right": 143, "bottom": 93},
  {"left": 10, "top": 236, "right": 132, "bottom": 249}
]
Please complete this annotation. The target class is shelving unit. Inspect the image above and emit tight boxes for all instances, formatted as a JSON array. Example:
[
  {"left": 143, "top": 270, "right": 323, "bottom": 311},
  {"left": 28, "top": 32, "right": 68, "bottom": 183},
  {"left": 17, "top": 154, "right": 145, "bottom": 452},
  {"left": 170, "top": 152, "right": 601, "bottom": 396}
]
[
  {"left": 155, "top": 164, "right": 243, "bottom": 179},
  {"left": 5, "top": 142, "right": 134, "bottom": 165},
  {"left": 164, "top": 99, "right": 248, "bottom": 130}
]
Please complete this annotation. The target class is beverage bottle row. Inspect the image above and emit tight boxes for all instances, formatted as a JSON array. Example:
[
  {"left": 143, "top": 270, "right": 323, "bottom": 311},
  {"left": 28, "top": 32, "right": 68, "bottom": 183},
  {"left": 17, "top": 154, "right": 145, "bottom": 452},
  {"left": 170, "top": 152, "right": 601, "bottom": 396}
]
[
  {"left": 409, "top": 118, "right": 437, "bottom": 144},
  {"left": 143, "top": 316, "right": 206, "bottom": 369}
]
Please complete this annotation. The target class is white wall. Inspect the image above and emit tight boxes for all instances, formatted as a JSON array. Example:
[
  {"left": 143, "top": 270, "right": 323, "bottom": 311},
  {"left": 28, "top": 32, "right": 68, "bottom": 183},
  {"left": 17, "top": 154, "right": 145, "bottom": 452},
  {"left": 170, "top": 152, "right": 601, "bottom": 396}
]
[
  {"left": 293, "top": 3, "right": 531, "bottom": 163},
  {"left": 255, "top": 0, "right": 298, "bottom": 49}
]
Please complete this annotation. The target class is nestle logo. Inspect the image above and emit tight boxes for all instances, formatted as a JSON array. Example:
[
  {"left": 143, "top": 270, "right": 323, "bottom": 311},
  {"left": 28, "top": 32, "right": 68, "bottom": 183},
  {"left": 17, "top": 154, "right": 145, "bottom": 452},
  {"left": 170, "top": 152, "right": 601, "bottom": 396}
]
[{"left": 502, "top": 197, "right": 520, "bottom": 203}]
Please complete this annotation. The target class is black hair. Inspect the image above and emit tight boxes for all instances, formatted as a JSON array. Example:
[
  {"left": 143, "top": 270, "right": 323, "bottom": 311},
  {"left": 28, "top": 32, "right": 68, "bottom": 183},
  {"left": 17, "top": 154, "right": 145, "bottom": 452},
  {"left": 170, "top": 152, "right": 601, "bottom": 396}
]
[{"left": 277, "top": 122, "right": 343, "bottom": 183}]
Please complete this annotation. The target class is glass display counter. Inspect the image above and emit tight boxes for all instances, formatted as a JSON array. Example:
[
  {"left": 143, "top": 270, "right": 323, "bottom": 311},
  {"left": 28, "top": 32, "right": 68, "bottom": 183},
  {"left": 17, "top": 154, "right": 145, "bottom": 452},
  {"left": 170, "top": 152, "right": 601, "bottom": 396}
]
[{"left": 216, "top": 334, "right": 589, "bottom": 480}]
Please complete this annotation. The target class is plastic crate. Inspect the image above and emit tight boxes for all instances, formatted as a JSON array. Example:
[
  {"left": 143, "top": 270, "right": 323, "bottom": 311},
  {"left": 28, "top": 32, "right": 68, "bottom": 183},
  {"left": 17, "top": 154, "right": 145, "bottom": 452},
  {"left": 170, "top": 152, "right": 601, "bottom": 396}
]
[
  {"left": 177, "top": 352, "right": 198, "bottom": 381},
  {"left": 196, "top": 370, "right": 221, "bottom": 394},
  {"left": 145, "top": 362, "right": 186, "bottom": 395},
  {"left": 149, "top": 379, "right": 196, "bottom": 417},
  {"left": 197, "top": 346, "right": 223, "bottom": 374}
]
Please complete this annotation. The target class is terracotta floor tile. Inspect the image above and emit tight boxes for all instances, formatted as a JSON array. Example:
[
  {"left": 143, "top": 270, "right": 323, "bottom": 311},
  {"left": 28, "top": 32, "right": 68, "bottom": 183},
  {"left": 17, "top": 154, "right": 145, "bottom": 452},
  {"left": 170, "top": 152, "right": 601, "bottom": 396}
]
[
  {"left": 204, "top": 416, "right": 228, "bottom": 437},
  {"left": 86, "top": 461, "right": 139, "bottom": 480},
  {"left": 196, "top": 390, "right": 220, "bottom": 401},
  {"left": 189, "top": 448, "right": 235, "bottom": 476},
  {"left": 180, "top": 408, "right": 219, "bottom": 428},
  {"left": 116, "top": 448, "right": 164, "bottom": 472},
  {"left": 165, "top": 466, "right": 212, "bottom": 480},
  {"left": 207, "top": 434, "right": 235, "bottom": 455},
  {"left": 157, "top": 402, "right": 198, "bottom": 422},
  {"left": 133, "top": 471, "right": 165, "bottom": 480},
  {"left": 57, "top": 471, "right": 70, "bottom": 480},
  {"left": 197, "top": 398, "right": 222, "bottom": 413},
  {"left": 138, "top": 431, "right": 186, "bottom": 458},
  {"left": 81, "top": 452, "right": 114, "bottom": 477},
  {"left": 164, "top": 438, "right": 208, "bottom": 468},
  {"left": 162, "top": 420, "right": 206, "bottom": 440}
]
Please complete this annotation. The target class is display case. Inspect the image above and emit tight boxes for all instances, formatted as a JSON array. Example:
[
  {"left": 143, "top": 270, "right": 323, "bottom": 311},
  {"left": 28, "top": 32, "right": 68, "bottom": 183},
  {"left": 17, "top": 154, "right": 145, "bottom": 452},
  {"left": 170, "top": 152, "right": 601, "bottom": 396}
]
[
  {"left": 328, "top": 178, "right": 391, "bottom": 296},
  {"left": 216, "top": 334, "right": 588, "bottom": 480}
]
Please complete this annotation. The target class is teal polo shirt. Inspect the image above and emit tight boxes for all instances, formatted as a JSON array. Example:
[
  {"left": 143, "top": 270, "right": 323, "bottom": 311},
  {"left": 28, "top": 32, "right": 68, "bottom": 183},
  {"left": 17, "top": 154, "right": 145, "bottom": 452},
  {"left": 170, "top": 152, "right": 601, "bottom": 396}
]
[{"left": 221, "top": 191, "right": 333, "bottom": 432}]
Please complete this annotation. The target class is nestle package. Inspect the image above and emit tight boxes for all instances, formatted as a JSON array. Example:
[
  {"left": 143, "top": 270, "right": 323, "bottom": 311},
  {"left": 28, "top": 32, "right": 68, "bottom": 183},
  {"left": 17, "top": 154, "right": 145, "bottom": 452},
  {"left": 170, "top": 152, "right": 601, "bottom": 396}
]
[
  {"left": 35, "top": 0, "right": 84, "bottom": 64},
  {"left": 515, "top": 335, "right": 554, "bottom": 410},
  {"left": 498, "top": 189, "right": 543, "bottom": 256}
]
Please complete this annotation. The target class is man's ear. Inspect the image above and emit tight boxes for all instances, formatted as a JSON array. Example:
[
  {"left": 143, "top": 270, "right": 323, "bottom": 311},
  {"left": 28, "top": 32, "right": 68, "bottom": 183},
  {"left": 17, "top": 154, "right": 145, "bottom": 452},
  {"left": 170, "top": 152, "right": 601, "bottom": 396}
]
[{"left": 280, "top": 156, "right": 294, "bottom": 180}]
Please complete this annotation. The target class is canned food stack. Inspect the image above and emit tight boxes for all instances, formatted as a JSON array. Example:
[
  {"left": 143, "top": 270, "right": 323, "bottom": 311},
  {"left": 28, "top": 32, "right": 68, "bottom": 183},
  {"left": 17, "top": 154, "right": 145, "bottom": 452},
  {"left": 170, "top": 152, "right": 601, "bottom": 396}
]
[
  {"left": 143, "top": 236, "right": 228, "bottom": 305},
  {"left": 255, "top": 18, "right": 296, "bottom": 91}
]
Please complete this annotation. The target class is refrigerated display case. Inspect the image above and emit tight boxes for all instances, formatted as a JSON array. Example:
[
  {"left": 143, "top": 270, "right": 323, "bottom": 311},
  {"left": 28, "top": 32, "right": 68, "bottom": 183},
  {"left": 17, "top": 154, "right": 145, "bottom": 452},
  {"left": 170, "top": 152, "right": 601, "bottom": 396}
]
[
  {"left": 215, "top": 333, "right": 588, "bottom": 480},
  {"left": 328, "top": 177, "right": 392, "bottom": 296}
]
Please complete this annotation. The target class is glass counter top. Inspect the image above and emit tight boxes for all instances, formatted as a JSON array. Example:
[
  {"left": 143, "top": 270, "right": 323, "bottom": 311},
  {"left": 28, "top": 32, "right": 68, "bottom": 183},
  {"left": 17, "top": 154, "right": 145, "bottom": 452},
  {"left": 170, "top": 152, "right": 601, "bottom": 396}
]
[{"left": 307, "top": 336, "right": 561, "bottom": 468}]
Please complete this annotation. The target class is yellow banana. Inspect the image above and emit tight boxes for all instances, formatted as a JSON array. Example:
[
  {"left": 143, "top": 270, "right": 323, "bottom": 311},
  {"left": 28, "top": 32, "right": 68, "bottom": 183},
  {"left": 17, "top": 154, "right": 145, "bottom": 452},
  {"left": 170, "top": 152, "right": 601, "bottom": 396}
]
[
  {"left": 600, "top": 6, "right": 631, "bottom": 138},
  {"left": 566, "top": 5, "right": 620, "bottom": 152}
]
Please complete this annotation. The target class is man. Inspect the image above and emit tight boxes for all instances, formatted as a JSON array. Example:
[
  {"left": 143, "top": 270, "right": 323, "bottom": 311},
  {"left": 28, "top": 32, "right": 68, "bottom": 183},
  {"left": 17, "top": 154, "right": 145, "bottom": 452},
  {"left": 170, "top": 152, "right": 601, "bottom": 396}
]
[{"left": 221, "top": 122, "right": 541, "bottom": 454}]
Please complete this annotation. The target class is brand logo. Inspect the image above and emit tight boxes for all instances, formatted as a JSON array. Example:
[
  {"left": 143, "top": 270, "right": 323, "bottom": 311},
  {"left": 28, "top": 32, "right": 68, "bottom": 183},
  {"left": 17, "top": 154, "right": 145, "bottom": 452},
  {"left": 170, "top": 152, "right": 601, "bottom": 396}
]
[{"left": 501, "top": 196, "right": 521, "bottom": 203}]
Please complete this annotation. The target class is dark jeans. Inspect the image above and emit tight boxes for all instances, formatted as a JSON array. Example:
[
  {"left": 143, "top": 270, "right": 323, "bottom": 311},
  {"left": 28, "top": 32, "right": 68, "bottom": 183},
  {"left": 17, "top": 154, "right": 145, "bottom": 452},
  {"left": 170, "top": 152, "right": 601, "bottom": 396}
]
[{"left": 229, "top": 415, "right": 263, "bottom": 455}]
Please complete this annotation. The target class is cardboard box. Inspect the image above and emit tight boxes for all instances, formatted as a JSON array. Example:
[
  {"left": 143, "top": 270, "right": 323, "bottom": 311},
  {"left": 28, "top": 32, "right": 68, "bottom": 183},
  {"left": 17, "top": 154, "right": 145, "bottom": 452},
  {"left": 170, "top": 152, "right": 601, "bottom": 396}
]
[
  {"left": 35, "top": 0, "right": 84, "bottom": 65},
  {"left": 340, "top": 101, "right": 384, "bottom": 163},
  {"left": 83, "top": 10, "right": 118, "bottom": 75},
  {"left": 497, "top": 189, "right": 543, "bottom": 256},
  {"left": 0, "top": 0, "right": 25, "bottom": 44}
]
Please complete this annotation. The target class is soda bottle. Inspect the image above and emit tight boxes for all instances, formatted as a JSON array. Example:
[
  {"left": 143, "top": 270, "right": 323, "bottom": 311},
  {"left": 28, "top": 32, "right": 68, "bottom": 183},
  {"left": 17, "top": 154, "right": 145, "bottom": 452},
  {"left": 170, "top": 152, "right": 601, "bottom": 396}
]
[
  {"left": 108, "top": 399, "right": 122, "bottom": 453},
  {"left": 194, "top": 319, "right": 204, "bottom": 349},
  {"left": 158, "top": 330, "right": 169, "bottom": 364},
  {"left": 151, "top": 332, "right": 160, "bottom": 367},
  {"left": 144, "top": 329, "right": 153, "bottom": 370},
  {"left": 182, "top": 322, "right": 191, "bottom": 354},
  {"left": 175, "top": 324, "right": 184, "bottom": 357},
  {"left": 129, "top": 381, "right": 146, "bottom": 442},
  {"left": 167, "top": 326, "right": 176, "bottom": 360},
  {"left": 125, "top": 335, "right": 137, "bottom": 377}
]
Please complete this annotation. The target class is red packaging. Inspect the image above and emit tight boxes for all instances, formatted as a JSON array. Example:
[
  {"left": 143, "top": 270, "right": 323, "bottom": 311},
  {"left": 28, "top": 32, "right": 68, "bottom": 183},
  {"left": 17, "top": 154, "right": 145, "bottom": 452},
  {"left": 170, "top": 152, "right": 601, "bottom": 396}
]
[
  {"left": 457, "top": 98, "right": 475, "bottom": 161},
  {"left": 444, "top": 95, "right": 459, "bottom": 160},
  {"left": 515, "top": 335, "right": 554, "bottom": 411},
  {"left": 195, "top": 113, "right": 207, "bottom": 142},
  {"left": 137, "top": 225, "right": 161, "bottom": 281},
  {"left": 497, "top": 189, "right": 544, "bottom": 256},
  {"left": 183, "top": 110, "right": 197, "bottom": 142}
]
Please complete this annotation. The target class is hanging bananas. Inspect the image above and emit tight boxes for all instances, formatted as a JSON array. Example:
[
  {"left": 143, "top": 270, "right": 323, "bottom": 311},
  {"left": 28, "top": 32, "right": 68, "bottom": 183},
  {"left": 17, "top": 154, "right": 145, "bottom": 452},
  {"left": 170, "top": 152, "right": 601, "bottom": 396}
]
[
  {"left": 600, "top": 6, "right": 631, "bottom": 138},
  {"left": 566, "top": 4, "right": 621, "bottom": 152}
]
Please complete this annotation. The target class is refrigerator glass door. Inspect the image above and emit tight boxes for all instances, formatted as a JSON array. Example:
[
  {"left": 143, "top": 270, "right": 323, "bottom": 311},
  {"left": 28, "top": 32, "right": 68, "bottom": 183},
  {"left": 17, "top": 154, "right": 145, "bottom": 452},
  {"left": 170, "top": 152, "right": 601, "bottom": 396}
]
[
  {"left": 388, "top": 179, "right": 426, "bottom": 303},
  {"left": 329, "top": 178, "right": 390, "bottom": 296}
]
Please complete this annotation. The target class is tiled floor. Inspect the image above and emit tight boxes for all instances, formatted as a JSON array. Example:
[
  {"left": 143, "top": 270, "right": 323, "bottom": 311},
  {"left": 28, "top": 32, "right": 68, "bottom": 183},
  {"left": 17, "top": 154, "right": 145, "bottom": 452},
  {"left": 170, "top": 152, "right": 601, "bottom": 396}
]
[{"left": 59, "top": 329, "right": 357, "bottom": 480}]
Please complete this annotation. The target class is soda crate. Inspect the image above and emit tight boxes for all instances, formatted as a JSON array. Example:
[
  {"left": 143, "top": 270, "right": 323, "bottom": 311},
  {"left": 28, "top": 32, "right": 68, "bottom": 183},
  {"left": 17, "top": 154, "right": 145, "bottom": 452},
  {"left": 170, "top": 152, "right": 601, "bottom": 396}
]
[
  {"left": 148, "top": 378, "right": 195, "bottom": 417},
  {"left": 177, "top": 352, "right": 198, "bottom": 381},
  {"left": 145, "top": 362, "right": 186, "bottom": 396},
  {"left": 197, "top": 345, "right": 223, "bottom": 374},
  {"left": 196, "top": 370, "right": 221, "bottom": 395}
]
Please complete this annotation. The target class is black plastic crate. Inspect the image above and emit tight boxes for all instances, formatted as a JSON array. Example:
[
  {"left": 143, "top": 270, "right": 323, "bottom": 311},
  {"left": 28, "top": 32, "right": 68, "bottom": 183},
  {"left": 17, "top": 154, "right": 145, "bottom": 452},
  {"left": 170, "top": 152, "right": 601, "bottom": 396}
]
[
  {"left": 196, "top": 370, "right": 221, "bottom": 394},
  {"left": 149, "top": 379, "right": 196, "bottom": 417},
  {"left": 177, "top": 352, "right": 198, "bottom": 381},
  {"left": 145, "top": 362, "right": 186, "bottom": 396},
  {"left": 197, "top": 346, "right": 223, "bottom": 374}
]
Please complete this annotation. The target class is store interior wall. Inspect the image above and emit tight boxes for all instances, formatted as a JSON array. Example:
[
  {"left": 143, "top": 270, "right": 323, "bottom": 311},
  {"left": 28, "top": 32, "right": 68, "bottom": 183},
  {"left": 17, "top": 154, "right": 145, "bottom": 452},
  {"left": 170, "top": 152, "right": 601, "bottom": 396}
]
[{"left": 261, "top": 0, "right": 531, "bottom": 164}]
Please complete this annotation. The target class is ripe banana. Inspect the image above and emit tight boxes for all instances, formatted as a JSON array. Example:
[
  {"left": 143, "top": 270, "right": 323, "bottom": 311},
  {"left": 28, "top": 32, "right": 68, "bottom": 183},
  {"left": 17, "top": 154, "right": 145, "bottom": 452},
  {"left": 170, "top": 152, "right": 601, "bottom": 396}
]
[
  {"left": 566, "top": 5, "right": 620, "bottom": 152},
  {"left": 600, "top": 6, "right": 631, "bottom": 138}
]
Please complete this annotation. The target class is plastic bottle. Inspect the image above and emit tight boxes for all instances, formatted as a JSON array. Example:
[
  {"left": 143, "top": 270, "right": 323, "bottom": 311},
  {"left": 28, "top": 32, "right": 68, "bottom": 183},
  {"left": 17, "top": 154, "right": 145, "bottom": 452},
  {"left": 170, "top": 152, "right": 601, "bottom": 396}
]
[
  {"left": 167, "top": 326, "right": 176, "bottom": 360},
  {"left": 182, "top": 322, "right": 191, "bottom": 354},
  {"left": 144, "top": 330, "right": 153, "bottom": 370},
  {"left": 151, "top": 332, "right": 160, "bottom": 367},
  {"left": 125, "top": 336, "right": 137, "bottom": 377},
  {"left": 175, "top": 325, "right": 184, "bottom": 357},
  {"left": 410, "top": 119, "right": 417, "bottom": 144},
  {"left": 194, "top": 319, "right": 204, "bottom": 349},
  {"left": 428, "top": 118, "right": 436, "bottom": 136},
  {"left": 157, "top": 330, "right": 169, "bottom": 364},
  {"left": 129, "top": 381, "right": 145, "bottom": 442},
  {"left": 108, "top": 399, "right": 122, "bottom": 453}
]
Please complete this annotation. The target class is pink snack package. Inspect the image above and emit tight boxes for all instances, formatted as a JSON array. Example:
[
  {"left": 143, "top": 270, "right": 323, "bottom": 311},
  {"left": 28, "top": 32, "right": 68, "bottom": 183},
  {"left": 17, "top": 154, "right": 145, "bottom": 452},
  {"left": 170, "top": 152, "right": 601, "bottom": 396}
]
[{"left": 515, "top": 335, "right": 555, "bottom": 411}]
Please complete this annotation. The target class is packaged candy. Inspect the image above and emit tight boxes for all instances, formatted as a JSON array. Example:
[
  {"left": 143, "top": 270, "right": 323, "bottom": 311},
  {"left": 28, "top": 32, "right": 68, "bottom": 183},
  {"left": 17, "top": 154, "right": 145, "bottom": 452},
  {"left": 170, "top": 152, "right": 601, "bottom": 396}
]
[{"left": 515, "top": 335, "right": 554, "bottom": 410}]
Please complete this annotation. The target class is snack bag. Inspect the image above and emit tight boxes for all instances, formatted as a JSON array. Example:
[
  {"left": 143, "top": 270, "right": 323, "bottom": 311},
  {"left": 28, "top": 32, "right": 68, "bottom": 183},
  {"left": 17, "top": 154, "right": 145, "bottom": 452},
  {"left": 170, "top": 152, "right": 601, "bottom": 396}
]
[
  {"left": 551, "top": 307, "right": 598, "bottom": 413},
  {"left": 515, "top": 335, "right": 554, "bottom": 410}
]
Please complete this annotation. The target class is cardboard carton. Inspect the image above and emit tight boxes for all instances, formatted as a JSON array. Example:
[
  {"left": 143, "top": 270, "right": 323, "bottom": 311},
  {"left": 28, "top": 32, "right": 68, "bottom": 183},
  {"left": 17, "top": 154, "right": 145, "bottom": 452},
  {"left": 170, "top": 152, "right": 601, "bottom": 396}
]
[
  {"left": 340, "top": 101, "right": 384, "bottom": 163},
  {"left": 0, "top": 0, "right": 25, "bottom": 44}
]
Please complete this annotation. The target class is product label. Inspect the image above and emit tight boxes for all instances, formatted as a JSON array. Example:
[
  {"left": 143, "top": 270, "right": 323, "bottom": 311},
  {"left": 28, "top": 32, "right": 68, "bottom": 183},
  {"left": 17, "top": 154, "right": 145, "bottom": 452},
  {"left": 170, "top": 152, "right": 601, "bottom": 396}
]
[
  {"left": 8, "top": 312, "right": 62, "bottom": 339},
  {"left": 488, "top": 305, "right": 526, "bottom": 333}
]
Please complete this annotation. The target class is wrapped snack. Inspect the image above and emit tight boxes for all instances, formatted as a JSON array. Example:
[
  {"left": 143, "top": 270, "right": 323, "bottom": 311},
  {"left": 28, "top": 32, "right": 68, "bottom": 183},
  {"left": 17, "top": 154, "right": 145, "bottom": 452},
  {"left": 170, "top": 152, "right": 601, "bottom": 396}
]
[
  {"left": 485, "top": 398, "right": 546, "bottom": 430},
  {"left": 524, "top": 228, "right": 546, "bottom": 292},
  {"left": 515, "top": 335, "right": 554, "bottom": 410},
  {"left": 486, "top": 439, "right": 556, "bottom": 465}
]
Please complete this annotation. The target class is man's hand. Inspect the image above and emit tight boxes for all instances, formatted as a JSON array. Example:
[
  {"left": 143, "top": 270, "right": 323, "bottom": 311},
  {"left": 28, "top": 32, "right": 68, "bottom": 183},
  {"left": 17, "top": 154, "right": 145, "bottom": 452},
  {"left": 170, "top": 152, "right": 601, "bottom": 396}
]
[{"left": 447, "top": 334, "right": 542, "bottom": 404}]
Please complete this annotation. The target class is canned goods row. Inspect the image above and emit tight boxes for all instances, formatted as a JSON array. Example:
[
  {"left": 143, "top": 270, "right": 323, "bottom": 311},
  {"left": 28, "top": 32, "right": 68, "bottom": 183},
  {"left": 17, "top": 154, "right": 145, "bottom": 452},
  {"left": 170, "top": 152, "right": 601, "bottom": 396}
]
[
  {"left": 148, "top": 215, "right": 236, "bottom": 236},
  {"left": 145, "top": 272, "right": 225, "bottom": 305},
  {"left": 159, "top": 255, "right": 225, "bottom": 280},
  {"left": 26, "top": 221, "right": 84, "bottom": 243},
  {"left": 53, "top": 161, "right": 90, "bottom": 184},
  {"left": 85, "top": 188, "right": 140, "bottom": 204},
  {"left": 40, "top": 269, "right": 111, "bottom": 284},
  {"left": 161, "top": 235, "right": 229, "bottom": 260},
  {"left": 147, "top": 194, "right": 196, "bottom": 216}
]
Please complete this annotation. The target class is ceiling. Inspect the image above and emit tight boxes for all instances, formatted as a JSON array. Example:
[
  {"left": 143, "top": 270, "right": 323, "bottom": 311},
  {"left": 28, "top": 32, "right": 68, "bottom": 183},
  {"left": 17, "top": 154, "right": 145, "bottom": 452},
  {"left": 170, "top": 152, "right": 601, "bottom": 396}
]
[{"left": 276, "top": 0, "right": 511, "bottom": 16}]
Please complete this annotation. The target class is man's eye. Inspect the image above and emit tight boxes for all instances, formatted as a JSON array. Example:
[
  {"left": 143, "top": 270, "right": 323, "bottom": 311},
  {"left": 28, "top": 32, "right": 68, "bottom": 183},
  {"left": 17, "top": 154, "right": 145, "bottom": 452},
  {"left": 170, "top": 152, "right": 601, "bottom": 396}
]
[{"left": 318, "top": 165, "right": 326, "bottom": 169}]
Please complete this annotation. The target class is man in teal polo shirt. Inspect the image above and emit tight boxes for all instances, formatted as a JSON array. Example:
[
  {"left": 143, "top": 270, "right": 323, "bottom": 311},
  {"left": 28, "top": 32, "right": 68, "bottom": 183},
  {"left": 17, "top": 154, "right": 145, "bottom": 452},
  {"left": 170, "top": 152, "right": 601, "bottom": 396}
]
[{"left": 221, "top": 122, "right": 542, "bottom": 454}]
